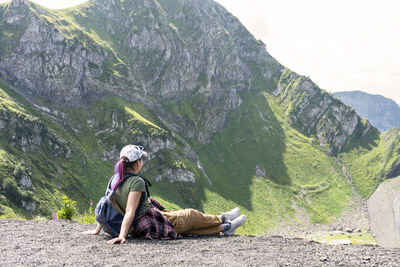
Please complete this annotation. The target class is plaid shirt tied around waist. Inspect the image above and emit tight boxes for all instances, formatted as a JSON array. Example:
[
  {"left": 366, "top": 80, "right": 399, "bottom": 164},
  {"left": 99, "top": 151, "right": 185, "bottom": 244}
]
[{"left": 132, "top": 198, "right": 178, "bottom": 240}]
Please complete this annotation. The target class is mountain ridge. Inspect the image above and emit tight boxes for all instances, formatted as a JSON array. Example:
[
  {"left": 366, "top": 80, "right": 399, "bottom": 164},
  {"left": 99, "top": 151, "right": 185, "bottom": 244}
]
[{"left": 334, "top": 90, "right": 400, "bottom": 132}]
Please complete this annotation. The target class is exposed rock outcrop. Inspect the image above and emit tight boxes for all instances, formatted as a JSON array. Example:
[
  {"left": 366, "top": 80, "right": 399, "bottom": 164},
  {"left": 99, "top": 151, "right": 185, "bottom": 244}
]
[
  {"left": 0, "top": 9, "right": 108, "bottom": 105},
  {"left": 0, "top": 0, "right": 282, "bottom": 145},
  {"left": 0, "top": 108, "right": 69, "bottom": 157},
  {"left": 18, "top": 174, "right": 32, "bottom": 190},
  {"left": 388, "top": 163, "right": 400, "bottom": 179},
  {"left": 21, "top": 199, "right": 37, "bottom": 213},
  {"left": 368, "top": 176, "right": 400, "bottom": 248},
  {"left": 275, "top": 69, "right": 375, "bottom": 154}
]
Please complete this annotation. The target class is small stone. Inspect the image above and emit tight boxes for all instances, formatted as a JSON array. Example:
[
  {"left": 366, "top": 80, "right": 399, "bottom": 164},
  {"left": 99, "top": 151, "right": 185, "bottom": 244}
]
[
  {"left": 19, "top": 174, "right": 32, "bottom": 189},
  {"left": 338, "top": 239, "right": 351, "bottom": 245},
  {"left": 320, "top": 256, "right": 328, "bottom": 262}
]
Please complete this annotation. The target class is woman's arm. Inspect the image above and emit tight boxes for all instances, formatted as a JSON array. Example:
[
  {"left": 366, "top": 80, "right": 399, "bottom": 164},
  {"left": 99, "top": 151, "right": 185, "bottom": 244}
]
[
  {"left": 107, "top": 191, "right": 142, "bottom": 245},
  {"left": 82, "top": 223, "right": 101, "bottom": 235}
]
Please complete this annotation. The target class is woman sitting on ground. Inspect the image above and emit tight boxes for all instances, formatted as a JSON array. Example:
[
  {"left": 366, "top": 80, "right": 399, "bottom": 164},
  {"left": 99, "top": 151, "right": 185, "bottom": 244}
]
[{"left": 83, "top": 144, "right": 246, "bottom": 244}]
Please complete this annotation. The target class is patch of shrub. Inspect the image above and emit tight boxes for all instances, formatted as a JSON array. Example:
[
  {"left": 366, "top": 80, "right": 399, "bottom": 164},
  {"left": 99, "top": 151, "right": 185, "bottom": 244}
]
[
  {"left": 82, "top": 205, "right": 96, "bottom": 224},
  {"left": 74, "top": 200, "right": 96, "bottom": 224},
  {"left": 20, "top": 190, "right": 33, "bottom": 202},
  {"left": 13, "top": 162, "right": 26, "bottom": 179},
  {"left": 57, "top": 196, "right": 77, "bottom": 220},
  {"left": 2, "top": 177, "right": 21, "bottom": 204}
]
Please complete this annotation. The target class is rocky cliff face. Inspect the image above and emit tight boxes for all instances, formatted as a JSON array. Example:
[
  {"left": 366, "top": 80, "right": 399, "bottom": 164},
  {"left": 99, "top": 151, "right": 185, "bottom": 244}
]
[
  {"left": 0, "top": 0, "right": 110, "bottom": 104},
  {"left": 0, "top": 0, "right": 282, "bottom": 145},
  {"left": 275, "top": 69, "right": 375, "bottom": 154},
  {"left": 0, "top": 108, "right": 71, "bottom": 156}
]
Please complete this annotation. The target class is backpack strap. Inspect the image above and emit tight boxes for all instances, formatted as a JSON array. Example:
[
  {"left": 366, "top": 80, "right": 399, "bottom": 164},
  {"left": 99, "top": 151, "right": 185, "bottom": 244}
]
[
  {"left": 105, "top": 174, "right": 116, "bottom": 196},
  {"left": 131, "top": 190, "right": 146, "bottom": 228},
  {"left": 132, "top": 174, "right": 152, "bottom": 197}
]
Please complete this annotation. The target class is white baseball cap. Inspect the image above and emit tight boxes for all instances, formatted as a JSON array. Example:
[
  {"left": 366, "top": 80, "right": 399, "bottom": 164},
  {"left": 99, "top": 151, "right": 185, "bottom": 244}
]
[{"left": 119, "top": 145, "right": 147, "bottom": 162}]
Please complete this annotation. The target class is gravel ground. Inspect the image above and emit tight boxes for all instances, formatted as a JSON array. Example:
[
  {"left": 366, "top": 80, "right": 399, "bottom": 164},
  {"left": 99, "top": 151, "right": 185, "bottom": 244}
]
[{"left": 1, "top": 220, "right": 400, "bottom": 266}]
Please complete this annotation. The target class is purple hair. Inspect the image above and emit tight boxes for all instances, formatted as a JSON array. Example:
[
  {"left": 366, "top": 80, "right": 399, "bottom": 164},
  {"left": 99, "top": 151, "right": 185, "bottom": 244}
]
[{"left": 112, "top": 160, "right": 125, "bottom": 191}]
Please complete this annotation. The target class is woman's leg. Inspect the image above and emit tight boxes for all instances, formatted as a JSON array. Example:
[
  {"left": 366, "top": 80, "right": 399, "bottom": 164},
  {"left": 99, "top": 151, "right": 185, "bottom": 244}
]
[
  {"left": 162, "top": 209, "right": 222, "bottom": 235},
  {"left": 180, "top": 224, "right": 224, "bottom": 236}
]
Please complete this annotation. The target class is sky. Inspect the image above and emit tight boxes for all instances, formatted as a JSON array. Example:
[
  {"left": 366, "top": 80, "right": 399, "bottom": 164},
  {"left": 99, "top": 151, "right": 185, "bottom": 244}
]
[
  {"left": 1, "top": 0, "right": 400, "bottom": 105},
  {"left": 214, "top": 0, "right": 400, "bottom": 105}
]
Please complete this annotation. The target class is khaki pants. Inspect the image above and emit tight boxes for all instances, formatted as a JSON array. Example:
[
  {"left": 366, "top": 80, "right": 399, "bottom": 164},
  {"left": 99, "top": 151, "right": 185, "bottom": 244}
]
[{"left": 162, "top": 209, "right": 222, "bottom": 236}]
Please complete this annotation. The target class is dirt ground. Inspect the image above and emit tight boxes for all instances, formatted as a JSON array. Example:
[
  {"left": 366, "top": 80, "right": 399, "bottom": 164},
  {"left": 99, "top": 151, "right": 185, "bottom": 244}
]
[{"left": 1, "top": 219, "right": 400, "bottom": 266}]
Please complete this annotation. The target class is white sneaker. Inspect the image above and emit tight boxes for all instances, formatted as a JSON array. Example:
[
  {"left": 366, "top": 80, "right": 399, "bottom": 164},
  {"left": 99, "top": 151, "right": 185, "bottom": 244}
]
[
  {"left": 223, "top": 214, "right": 246, "bottom": 236},
  {"left": 221, "top": 207, "right": 240, "bottom": 223}
]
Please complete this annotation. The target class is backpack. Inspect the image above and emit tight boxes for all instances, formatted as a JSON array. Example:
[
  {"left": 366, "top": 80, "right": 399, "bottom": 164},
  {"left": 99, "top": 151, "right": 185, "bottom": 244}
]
[{"left": 95, "top": 173, "right": 152, "bottom": 237}]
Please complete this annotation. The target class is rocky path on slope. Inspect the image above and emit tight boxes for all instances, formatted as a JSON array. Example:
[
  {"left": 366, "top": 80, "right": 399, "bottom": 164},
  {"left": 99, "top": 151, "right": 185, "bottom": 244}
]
[{"left": 1, "top": 219, "right": 400, "bottom": 266}]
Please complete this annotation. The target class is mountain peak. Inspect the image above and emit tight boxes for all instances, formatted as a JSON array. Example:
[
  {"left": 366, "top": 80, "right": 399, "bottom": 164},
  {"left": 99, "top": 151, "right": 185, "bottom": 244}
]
[
  {"left": 9, "top": 0, "right": 29, "bottom": 9},
  {"left": 6, "top": 0, "right": 32, "bottom": 24}
]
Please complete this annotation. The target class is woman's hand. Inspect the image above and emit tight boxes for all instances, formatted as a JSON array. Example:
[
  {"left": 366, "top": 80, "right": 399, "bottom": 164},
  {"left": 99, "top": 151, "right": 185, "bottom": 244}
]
[
  {"left": 107, "top": 237, "right": 126, "bottom": 245},
  {"left": 82, "top": 229, "right": 100, "bottom": 235},
  {"left": 82, "top": 223, "right": 101, "bottom": 235}
]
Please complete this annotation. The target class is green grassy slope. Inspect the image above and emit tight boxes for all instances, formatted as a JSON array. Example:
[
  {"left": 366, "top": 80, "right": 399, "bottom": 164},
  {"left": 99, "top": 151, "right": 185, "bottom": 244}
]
[
  {"left": 196, "top": 66, "right": 399, "bottom": 234},
  {"left": 197, "top": 84, "right": 353, "bottom": 234},
  {"left": 0, "top": 79, "right": 203, "bottom": 218},
  {"left": 0, "top": 78, "right": 105, "bottom": 217},
  {"left": 340, "top": 128, "right": 400, "bottom": 198}
]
